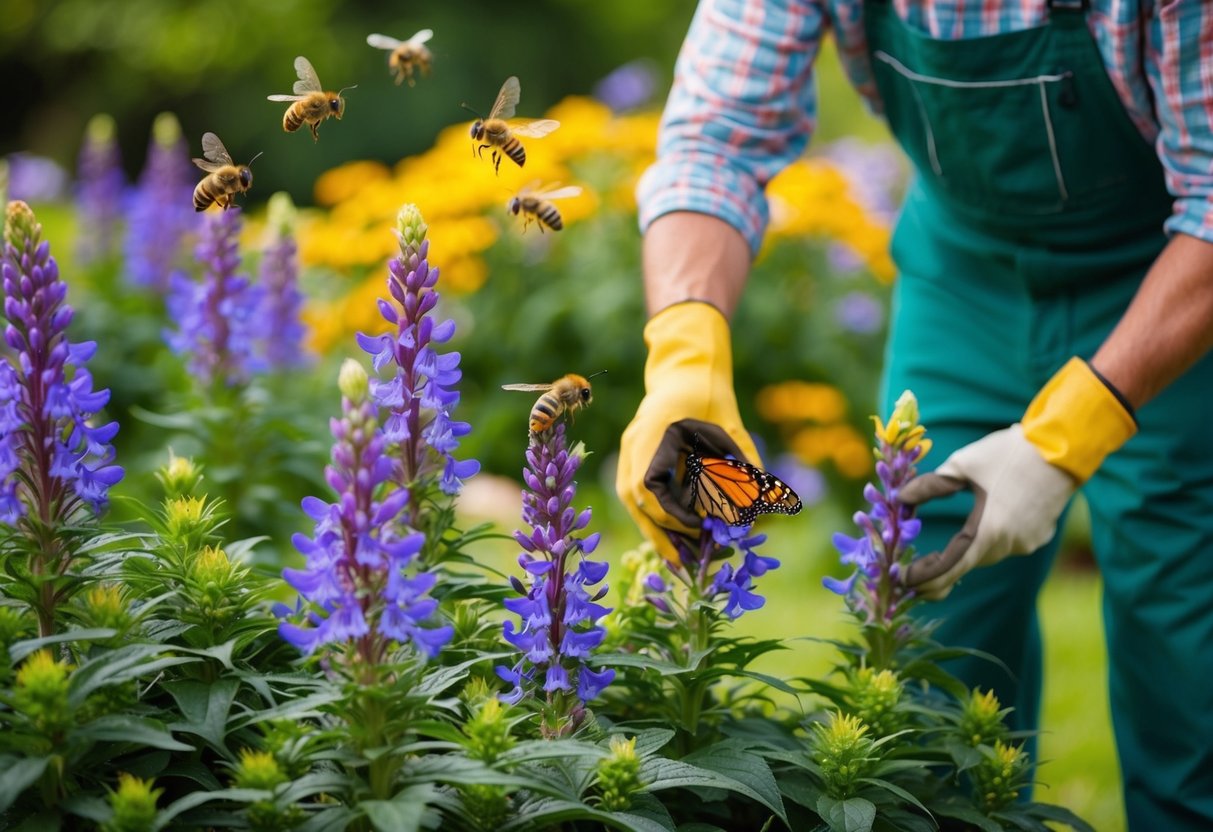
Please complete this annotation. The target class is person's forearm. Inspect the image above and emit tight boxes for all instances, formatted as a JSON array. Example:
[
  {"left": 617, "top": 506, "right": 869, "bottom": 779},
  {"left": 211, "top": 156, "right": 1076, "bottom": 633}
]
[
  {"left": 1090, "top": 233, "right": 1213, "bottom": 409},
  {"left": 643, "top": 212, "right": 752, "bottom": 319}
]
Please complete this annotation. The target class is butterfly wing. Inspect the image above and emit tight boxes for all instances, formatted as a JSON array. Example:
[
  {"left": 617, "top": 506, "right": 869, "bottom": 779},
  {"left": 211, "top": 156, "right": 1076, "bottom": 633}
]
[{"left": 688, "top": 454, "right": 802, "bottom": 526}]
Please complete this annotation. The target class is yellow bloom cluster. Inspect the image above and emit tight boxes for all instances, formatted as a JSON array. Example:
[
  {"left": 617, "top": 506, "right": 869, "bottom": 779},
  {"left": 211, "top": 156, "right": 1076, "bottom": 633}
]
[
  {"left": 756, "top": 379, "right": 872, "bottom": 478},
  {"left": 299, "top": 94, "right": 896, "bottom": 353}
]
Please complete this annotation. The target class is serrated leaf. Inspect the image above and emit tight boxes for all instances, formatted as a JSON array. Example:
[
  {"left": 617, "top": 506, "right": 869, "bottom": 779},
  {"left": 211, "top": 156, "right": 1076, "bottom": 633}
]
[
  {"left": 631, "top": 728, "right": 676, "bottom": 758},
  {"left": 817, "top": 795, "right": 876, "bottom": 832},
  {"left": 683, "top": 744, "right": 786, "bottom": 822},
  {"left": 362, "top": 784, "right": 438, "bottom": 832},
  {"left": 72, "top": 715, "right": 194, "bottom": 752},
  {"left": 0, "top": 755, "right": 48, "bottom": 813}
]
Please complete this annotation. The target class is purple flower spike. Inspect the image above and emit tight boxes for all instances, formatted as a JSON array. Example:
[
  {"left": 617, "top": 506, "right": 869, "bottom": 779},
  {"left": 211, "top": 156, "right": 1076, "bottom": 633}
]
[
  {"left": 165, "top": 206, "right": 265, "bottom": 386},
  {"left": 75, "top": 114, "right": 127, "bottom": 266},
  {"left": 1, "top": 201, "right": 123, "bottom": 525},
  {"left": 497, "top": 423, "right": 613, "bottom": 735},
  {"left": 278, "top": 360, "right": 450, "bottom": 663},
  {"left": 359, "top": 204, "right": 478, "bottom": 507},
  {"left": 256, "top": 193, "right": 309, "bottom": 370},
  {"left": 123, "top": 112, "right": 195, "bottom": 292}
]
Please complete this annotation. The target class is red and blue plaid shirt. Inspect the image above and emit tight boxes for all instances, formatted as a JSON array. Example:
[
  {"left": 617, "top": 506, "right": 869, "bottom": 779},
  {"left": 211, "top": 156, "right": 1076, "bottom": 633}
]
[{"left": 637, "top": 0, "right": 1213, "bottom": 253}]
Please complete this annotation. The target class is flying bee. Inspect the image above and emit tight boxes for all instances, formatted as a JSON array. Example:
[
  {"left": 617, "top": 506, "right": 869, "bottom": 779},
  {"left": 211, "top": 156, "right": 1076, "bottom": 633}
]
[
  {"left": 508, "top": 182, "right": 583, "bottom": 232},
  {"left": 366, "top": 29, "right": 433, "bottom": 86},
  {"left": 191, "top": 132, "right": 262, "bottom": 212},
  {"left": 464, "top": 76, "right": 559, "bottom": 174},
  {"left": 502, "top": 371, "right": 606, "bottom": 437},
  {"left": 267, "top": 56, "right": 355, "bottom": 141}
]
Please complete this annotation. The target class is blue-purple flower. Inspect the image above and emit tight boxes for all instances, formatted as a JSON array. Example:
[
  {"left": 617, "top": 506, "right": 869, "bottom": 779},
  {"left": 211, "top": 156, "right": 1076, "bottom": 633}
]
[
  {"left": 594, "top": 59, "right": 659, "bottom": 113},
  {"left": 4, "top": 153, "right": 69, "bottom": 203},
  {"left": 824, "top": 391, "right": 929, "bottom": 623},
  {"left": 664, "top": 516, "right": 782, "bottom": 621},
  {"left": 834, "top": 291, "right": 885, "bottom": 335},
  {"left": 75, "top": 114, "right": 127, "bottom": 267},
  {"left": 166, "top": 206, "right": 265, "bottom": 386},
  {"left": 1, "top": 200, "right": 123, "bottom": 526},
  {"left": 279, "top": 359, "right": 452, "bottom": 660},
  {"left": 497, "top": 423, "right": 614, "bottom": 732},
  {"left": 257, "top": 192, "right": 308, "bottom": 370},
  {"left": 356, "top": 205, "right": 479, "bottom": 502},
  {"left": 123, "top": 112, "right": 195, "bottom": 292}
]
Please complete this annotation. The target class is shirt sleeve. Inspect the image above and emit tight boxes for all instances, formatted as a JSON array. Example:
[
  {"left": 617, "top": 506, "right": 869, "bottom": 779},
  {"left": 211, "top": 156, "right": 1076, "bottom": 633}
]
[
  {"left": 1147, "top": 1, "right": 1213, "bottom": 243},
  {"left": 636, "top": 0, "right": 826, "bottom": 255}
]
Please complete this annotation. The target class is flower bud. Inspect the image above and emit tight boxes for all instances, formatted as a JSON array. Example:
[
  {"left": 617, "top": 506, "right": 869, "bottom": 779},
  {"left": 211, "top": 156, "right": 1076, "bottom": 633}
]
[
  {"left": 847, "top": 667, "right": 904, "bottom": 737},
  {"left": 13, "top": 649, "right": 73, "bottom": 737},
  {"left": 157, "top": 452, "right": 202, "bottom": 498},
  {"left": 971, "top": 739, "right": 1029, "bottom": 810},
  {"left": 338, "top": 358, "right": 369, "bottom": 403},
  {"left": 265, "top": 191, "right": 297, "bottom": 239},
  {"left": 82, "top": 584, "right": 132, "bottom": 635},
  {"left": 463, "top": 697, "right": 515, "bottom": 763},
  {"left": 959, "top": 688, "right": 1011, "bottom": 748},
  {"left": 596, "top": 735, "right": 643, "bottom": 812},
  {"left": 811, "top": 711, "right": 878, "bottom": 797},
  {"left": 395, "top": 203, "right": 428, "bottom": 259},
  {"left": 232, "top": 748, "right": 288, "bottom": 791},
  {"left": 151, "top": 111, "right": 182, "bottom": 148},
  {"left": 5, "top": 199, "right": 39, "bottom": 251},
  {"left": 102, "top": 773, "right": 162, "bottom": 832}
]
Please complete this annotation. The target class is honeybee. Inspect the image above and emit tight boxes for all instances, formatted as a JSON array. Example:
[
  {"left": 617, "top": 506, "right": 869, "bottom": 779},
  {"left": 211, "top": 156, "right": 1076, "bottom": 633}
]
[
  {"left": 191, "top": 133, "right": 261, "bottom": 212},
  {"left": 267, "top": 56, "right": 355, "bottom": 141},
  {"left": 502, "top": 371, "right": 606, "bottom": 436},
  {"left": 508, "top": 182, "right": 583, "bottom": 232},
  {"left": 366, "top": 29, "right": 433, "bottom": 86},
  {"left": 464, "top": 76, "right": 559, "bottom": 173}
]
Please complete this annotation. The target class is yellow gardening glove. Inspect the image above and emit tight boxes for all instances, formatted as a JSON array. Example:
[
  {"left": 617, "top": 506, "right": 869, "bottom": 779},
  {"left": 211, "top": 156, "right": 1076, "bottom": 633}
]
[
  {"left": 900, "top": 358, "right": 1136, "bottom": 599},
  {"left": 616, "top": 301, "right": 761, "bottom": 562}
]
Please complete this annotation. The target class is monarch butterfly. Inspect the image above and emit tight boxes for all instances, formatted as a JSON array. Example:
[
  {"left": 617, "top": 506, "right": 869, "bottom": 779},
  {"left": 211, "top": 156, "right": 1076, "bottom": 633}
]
[{"left": 685, "top": 449, "right": 803, "bottom": 527}]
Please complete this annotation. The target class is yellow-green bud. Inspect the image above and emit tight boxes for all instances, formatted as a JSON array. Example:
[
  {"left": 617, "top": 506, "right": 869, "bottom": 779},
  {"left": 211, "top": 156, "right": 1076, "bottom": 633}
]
[
  {"left": 395, "top": 203, "right": 428, "bottom": 258},
  {"left": 151, "top": 112, "right": 182, "bottom": 148},
  {"left": 164, "top": 495, "right": 208, "bottom": 540},
  {"left": 338, "top": 358, "right": 369, "bottom": 403},
  {"left": 157, "top": 452, "right": 203, "bottom": 497},
  {"left": 811, "top": 711, "right": 878, "bottom": 798},
  {"left": 848, "top": 667, "right": 904, "bottom": 737},
  {"left": 5, "top": 200, "right": 40, "bottom": 251},
  {"left": 596, "top": 736, "right": 643, "bottom": 812},
  {"left": 103, "top": 774, "right": 162, "bottom": 832},
  {"left": 971, "top": 740, "right": 1029, "bottom": 810},
  {"left": 83, "top": 584, "right": 131, "bottom": 633},
  {"left": 13, "top": 650, "right": 73, "bottom": 736},
  {"left": 890, "top": 390, "right": 919, "bottom": 429},
  {"left": 87, "top": 113, "right": 117, "bottom": 145},
  {"left": 232, "top": 749, "right": 287, "bottom": 791},
  {"left": 463, "top": 697, "right": 515, "bottom": 763},
  {"left": 959, "top": 688, "right": 1011, "bottom": 748},
  {"left": 266, "top": 191, "right": 297, "bottom": 239}
]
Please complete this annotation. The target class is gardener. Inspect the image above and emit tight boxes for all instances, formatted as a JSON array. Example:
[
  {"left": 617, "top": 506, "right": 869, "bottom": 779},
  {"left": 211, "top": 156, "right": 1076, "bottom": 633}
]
[{"left": 615, "top": 1, "right": 1213, "bottom": 828}]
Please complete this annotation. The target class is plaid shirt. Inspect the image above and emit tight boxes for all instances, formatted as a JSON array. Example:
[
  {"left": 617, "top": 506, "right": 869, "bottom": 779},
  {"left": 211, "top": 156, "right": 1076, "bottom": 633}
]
[{"left": 637, "top": 0, "right": 1213, "bottom": 253}]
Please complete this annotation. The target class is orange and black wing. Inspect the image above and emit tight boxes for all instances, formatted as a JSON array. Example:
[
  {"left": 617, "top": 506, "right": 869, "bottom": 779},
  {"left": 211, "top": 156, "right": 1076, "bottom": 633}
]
[{"left": 686, "top": 453, "right": 803, "bottom": 526}]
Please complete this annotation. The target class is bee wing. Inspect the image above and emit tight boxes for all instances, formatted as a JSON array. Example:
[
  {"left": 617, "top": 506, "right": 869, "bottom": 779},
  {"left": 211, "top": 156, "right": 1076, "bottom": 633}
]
[
  {"left": 488, "top": 76, "right": 521, "bottom": 121},
  {"left": 293, "top": 55, "right": 323, "bottom": 94},
  {"left": 192, "top": 157, "right": 225, "bottom": 173},
  {"left": 406, "top": 28, "right": 434, "bottom": 46},
  {"left": 510, "top": 119, "right": 560, "bottom": 138},
  {"left": 534, "top": 184, "right": 582, "bottom": 201},
  {"left": 366, "top": 33, "right": 404, "bottom": 50},
  {"left": 514, "top": 178, "right": 543, "bottom": 197},
  {"left": 200, "top": 132, "right": 233, "bottom": 166},
  {"left": 267, "top": 94, "right": 307, "bottom": 101},
  {"left": 501, "top": 383, "right": 554, "bottom": 392}
]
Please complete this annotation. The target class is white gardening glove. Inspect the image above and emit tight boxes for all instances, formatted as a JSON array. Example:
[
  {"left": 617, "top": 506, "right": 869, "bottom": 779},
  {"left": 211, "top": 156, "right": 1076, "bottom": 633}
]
[{"left": 898, "top": 424, "right": 1076, "bottom": 600}]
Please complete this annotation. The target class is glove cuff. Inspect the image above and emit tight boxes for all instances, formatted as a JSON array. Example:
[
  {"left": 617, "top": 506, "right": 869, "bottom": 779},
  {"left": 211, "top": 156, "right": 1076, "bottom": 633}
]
[
  {"left": 643, "top": 301, "right": 732, "bottom": 387},
  {"left": 1022, "top": 357, "right": 1137, "bottom": 483}
]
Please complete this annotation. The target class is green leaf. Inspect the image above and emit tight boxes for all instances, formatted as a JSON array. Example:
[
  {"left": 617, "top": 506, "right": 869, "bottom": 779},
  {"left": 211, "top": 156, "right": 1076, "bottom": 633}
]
[
  {"left": 817, "top": 795, "right": 876, "bottom": 832},
  {"left": 1022, "top": 803, "right": 1096, "bottom": 832},
  {"left": 68, "top": 644, "right": 198, "bottom": 707},
  {"left": 932, "top": 802, "right": 1004, "bottom": 832},
  {"left": 631, "top": 728, "right": 676, "bottom": 758},
  {"left": 855, "top": 777, "right": 931, "bottom": 816},
  {"left": 72, "top": 715, "right": 194, "bottom": 752},
  {"left": 9, "top": 628, "right": 117, "bottom": 663},
  {"left": 60, "top": 793, "right": 109, "bottom": 822},
  {"left": 175, "top": 640, "right": 238, "bottom": 671},
  {"left": 165, "top": 678, "right": 241, "bottom": 753},
  {"left": 641, "top": 755, "right": 786, "bottom": 823},
  {"left": 501, "top": 738, "right": 607, "bottom": 765},
  {"left": 362, "top": 784, "right": 439, "bottom": 832},
  {"left": 502, "top": 797, "right": 673, "bottom": 832},
  {"left": 595, "top": 651, "right": 693, "bottom": 676},
  {"left": 0, "top": 755, "right": 49, "bottom": 813},
  {"left": 683, "top": 744, "right": 787, "bottom": 822}
]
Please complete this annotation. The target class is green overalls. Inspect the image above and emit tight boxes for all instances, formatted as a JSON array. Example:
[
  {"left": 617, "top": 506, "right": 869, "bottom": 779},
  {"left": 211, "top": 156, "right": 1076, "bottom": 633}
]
[{"left": 866, "top": 0, "right": 1213, "bottom": 827}]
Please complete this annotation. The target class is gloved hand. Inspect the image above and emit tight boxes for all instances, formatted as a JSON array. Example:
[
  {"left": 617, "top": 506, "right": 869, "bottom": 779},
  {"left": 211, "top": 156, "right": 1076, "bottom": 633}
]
[
  {"left": 900, "top": 358, "right": 1137, "bottom": 599},
  {"left": 616, "top": 301, "right": 760, "bottom": 562}
]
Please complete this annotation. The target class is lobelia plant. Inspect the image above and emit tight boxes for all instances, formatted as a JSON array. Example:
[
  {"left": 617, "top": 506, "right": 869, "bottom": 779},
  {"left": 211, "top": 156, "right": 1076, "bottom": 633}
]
[
  {"left": 74, "top": 113, "right": 127, "bottom": 268},
  {"left": 0, "top": 200, "right": 124, "bottom": 636},
  {"left": 123, "top": 112, "right": 195, "bottom": 293},
  {"left": 497, "top": 422, "right": 615, "bottom": 738},
  {"left": 257, "top": 192, "right": 308, "bottom": 371}
]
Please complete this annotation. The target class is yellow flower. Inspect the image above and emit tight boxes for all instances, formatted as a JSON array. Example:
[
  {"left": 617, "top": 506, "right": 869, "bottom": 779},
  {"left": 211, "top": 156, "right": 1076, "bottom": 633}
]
[
  {"left": 314, "top": 160, "right": 391, "bottom": 207},
  {"left": 756, "top": 381, "right": 848, "bottom": 424}
]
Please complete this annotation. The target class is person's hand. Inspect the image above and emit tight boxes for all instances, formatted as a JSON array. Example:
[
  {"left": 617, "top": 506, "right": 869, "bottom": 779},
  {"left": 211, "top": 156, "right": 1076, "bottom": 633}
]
[
  {"left": 900, "top": 358, "right": 1137, "bottom": 599},
  {"left": 616, "top": 301, "right": 760, "bottom": 561}
]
